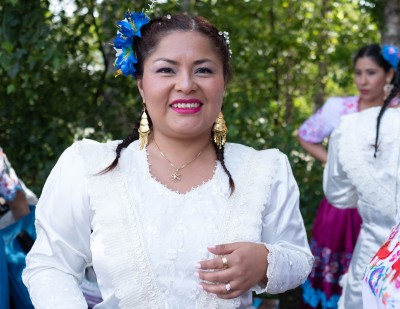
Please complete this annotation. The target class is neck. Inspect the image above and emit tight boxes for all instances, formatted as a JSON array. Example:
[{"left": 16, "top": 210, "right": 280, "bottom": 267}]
[
  {"left": 359, "top": 98, "right": 384, "bottom": 111},
  {"left": 149, "top": 133, "right": 213, "bottom": 166}
]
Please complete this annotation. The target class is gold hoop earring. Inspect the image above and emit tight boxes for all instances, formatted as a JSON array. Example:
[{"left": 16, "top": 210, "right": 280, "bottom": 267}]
[
  {"left": 138, "top": 104, "right": 150, "bottom": 150},
  {"left": 384, "top": 82, "right": 394, "bottom": 100},
  {"left": 213, "top": 112, "right": 227, "bottom": 149}
]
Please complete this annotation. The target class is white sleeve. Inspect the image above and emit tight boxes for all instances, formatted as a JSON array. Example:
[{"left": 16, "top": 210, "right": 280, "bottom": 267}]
[
  {"left": 323, "top": 129, "right": 358, "bottom": 208},
  {"left": 22, "top": 142, "right": 91, "bottom": 308},
  {"left": 254, "top": 154, "right": 313, "bottom": 294}
]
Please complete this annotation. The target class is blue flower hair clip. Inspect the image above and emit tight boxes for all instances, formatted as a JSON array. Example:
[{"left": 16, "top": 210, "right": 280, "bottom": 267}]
[
  {"left": 381, "top": 45, "right": 400, "bottom": 70},
  {"left": 112, "top": 10, "right": 150, "bottom": 78}
]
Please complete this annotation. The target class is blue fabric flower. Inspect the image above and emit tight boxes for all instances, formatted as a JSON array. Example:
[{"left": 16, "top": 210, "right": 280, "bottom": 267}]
[
  {"left": 115, "top": 45, "right": 137, "bottom": 77},
  {"left": 113, "top": 33, "right": 132, "bottom": 49},
  {"left": 382, "top": 45, "right": 400, "bottom": 70},
  {"left": 116, "top": 11, "right": 149, "bottom": 38},
  {"left": 113, "top": 10, "right": 150, "bottom": 78}
]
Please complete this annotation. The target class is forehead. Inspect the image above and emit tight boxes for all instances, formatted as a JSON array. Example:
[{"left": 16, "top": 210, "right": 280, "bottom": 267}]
[
  {"left": 354, "top": 57, "right": 382, "bottom": 70},
  {"left": 147, "top": 31, "right": 221, "bottom": 62}
]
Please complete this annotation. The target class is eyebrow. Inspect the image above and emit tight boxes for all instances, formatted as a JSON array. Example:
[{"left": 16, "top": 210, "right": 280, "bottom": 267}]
[{"left": 153, "top": 58, "right": 215, "bottom": 65}]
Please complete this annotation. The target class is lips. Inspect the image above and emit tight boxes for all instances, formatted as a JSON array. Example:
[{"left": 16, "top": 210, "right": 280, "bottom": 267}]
[
  {"left": 170, "top": 98, "right": 203, "bottom": 108},
  {"left": 170, "top": 98, "right": 203, "bottom": 114},
  {"left": 171, "top": 102, "right": 201, "bottom": 108}
]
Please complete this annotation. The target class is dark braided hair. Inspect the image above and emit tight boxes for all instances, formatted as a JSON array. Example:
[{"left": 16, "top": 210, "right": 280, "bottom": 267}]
[
  {"left": 212, "top": 134, "right": 235, "bottom": 193},
  {"left": 101, "top": 14, "right": 235, "bottom": 193},
  {"left": 373, "top": 61, "right": 400, "bottom": 157}
]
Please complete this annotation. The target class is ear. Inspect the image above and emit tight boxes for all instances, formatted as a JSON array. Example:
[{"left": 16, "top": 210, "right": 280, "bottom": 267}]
[
  {"left": 386, "top": 68, "right": 395, "bottom": 83},
  {"left": 137, "top": 78, "right": 145, "bottom": 100}
]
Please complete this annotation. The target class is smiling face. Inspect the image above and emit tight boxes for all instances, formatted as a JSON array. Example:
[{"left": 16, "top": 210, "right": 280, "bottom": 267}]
[
  {"left": 137, "top": 31, "right": 226, "bottom": 140},
  {"left": 354, "top": 56, "right": 394, "bottom": 105}
]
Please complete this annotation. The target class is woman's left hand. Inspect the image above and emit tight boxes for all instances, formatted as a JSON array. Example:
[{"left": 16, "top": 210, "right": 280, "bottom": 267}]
[{"left": 197, "top": 242, "right": 269, "bottom": 299}]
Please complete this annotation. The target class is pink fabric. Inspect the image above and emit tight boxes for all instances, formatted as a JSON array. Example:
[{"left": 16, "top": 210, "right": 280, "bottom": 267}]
[
  {"left": 298, "top": 96, "right": 359, "bottom": 143},
  {"left": 310, "top": 198, "right": 362, "bottom": 296}
]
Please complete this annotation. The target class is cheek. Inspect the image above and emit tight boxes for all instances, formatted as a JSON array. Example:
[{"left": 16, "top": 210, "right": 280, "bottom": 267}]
[
  {"left": 372, "top": 78, "right": 385, "bottom": 89},
  {"left": 209, "top": 81, "right": 225, "bottom": 100}
]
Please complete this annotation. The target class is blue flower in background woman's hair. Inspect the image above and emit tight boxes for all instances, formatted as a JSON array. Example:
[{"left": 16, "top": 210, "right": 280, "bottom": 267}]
[
  {"left": 113, "top": 10, "right": 150, "bottom": 78},
  {"left": 381, "top": 45, "right": 400, "bottom": 70}
]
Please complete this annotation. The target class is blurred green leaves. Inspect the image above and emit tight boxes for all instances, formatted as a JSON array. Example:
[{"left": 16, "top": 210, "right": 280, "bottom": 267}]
[{"left": 0, "top": 0, "right": 379, "bottom": 230}]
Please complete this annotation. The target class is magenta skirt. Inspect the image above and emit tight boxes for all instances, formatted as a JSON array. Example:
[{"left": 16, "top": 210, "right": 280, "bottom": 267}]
[{"left": 301, "top": 197, "right": 362, "bottom": 309}]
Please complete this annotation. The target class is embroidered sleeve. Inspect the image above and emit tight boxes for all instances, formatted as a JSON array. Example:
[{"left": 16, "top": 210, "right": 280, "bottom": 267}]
[
  {"left": 298, "top": 97, "right": 351, "bottom": 143},
  {"left": 254, "top": 154, "right": 313, "bottom": 294},
  {"left": 22, "top": 142, "right": 91, "bottom": 308},
  {"left": 0, "top": 147, "right": 23, "bottom": 201}
]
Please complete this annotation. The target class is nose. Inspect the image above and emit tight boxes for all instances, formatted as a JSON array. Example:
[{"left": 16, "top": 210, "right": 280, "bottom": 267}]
[
  {"left": 359, "top": 73, "right": 367, "bottom": 85},
  {"left": 175, "top": 72, "right": 197, "bottom": 93}
]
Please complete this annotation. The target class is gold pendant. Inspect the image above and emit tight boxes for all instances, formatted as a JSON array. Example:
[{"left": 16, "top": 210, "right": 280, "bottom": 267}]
[{"left": 171, "top": 171, "right": 182, "bottom": 182}]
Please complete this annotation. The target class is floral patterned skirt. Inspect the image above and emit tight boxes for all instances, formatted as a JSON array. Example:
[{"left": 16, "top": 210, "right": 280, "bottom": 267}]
[{"left": 301, "top": 197, "right": 362, "bottom": 309}]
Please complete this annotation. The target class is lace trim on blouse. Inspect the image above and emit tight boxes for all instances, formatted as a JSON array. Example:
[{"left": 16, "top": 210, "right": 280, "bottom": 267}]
[
  {"left": 80, "top": 141, "right": 163, "bottom": 308},
  {"left": 337, "top": 109, "right": 400, "bottom": 219}
]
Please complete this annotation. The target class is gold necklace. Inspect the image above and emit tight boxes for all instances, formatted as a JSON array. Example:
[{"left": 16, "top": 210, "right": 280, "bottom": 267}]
[{"left": 153, "top": 139, "right": 209, "bottom": 182}]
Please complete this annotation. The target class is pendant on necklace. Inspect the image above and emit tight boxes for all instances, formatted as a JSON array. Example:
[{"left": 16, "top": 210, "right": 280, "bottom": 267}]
[{"left": 170, "top": 170, "right": 182, "bottom": 182}]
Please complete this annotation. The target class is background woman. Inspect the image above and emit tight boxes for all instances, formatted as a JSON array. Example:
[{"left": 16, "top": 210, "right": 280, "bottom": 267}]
[
  {"left": 0, "top": 147, "right": 37, "bottom": 308},
  {"left": 22, "top": 12, "right": 313, "bottom": 308},
  {"left": 324, "top": 46, "right": 399, "bottom": 308},
  {"left": 298, "top": 44, "right": 397, "bottom": 309}
]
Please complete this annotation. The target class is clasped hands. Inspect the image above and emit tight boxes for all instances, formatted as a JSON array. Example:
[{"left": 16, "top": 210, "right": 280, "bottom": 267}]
[{"left": 197, "top": 242, "right": 269, "bottom": 299}]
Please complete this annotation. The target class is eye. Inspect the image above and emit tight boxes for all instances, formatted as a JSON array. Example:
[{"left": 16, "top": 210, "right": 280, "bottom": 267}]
[
  {"left": 195, "top": 67, "right": 213, "bottom": 74},
  {"left": 156, "top": 67, "right": 175, "bottom": 74}
]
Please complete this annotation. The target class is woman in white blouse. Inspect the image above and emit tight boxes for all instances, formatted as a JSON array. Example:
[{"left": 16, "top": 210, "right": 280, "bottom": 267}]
[
  {"left": 22, "top": 12, "right": 313, "bottom": 309},
  {"left": 324, "top": 47, "right": 400, "bottom": 309}
]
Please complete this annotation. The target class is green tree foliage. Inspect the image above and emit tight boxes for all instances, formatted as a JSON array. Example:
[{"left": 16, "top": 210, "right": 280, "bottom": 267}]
[{"left": 1, "top": 0, "right": 379, "bottom": 231}]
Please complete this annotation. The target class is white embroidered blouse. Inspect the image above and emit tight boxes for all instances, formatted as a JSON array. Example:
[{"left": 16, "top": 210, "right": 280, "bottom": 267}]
[{"left": 23, "top": 140, "right": 313, "bottom": 309}]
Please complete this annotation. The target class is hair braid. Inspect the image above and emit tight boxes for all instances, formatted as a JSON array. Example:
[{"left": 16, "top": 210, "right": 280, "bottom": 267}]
[
  {"left": 98, "top": 114, "right": 141, "bottom": 174},
  {"left": 374, "top": 64, "right": 400, "bottom": 158},
  {"left": 212, "top": 141, "right": 235, "bottom": 194}
]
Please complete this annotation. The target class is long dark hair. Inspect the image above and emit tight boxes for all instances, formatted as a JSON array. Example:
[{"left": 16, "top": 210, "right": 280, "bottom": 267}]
[
  {"left": 373, "top": 61, "right": 400, "bottom": 157},
  {"left": 101, "top": 14, "right": 235, "bottom": 193}
]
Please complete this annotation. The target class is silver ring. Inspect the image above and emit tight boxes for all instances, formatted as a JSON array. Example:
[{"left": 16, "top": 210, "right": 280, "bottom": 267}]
[
  {"left": 225, "top": 282, "right": 232, "bottom": 293},
  {"left": 221, "top": 255, "right": 229, "bottom": 269}
]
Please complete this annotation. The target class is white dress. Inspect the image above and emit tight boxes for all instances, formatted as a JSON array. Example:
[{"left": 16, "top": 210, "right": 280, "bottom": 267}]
[
  {"left": 324, "top": 107, "right": 400, "bottom": 309},
  {"left": 23, "top": 140, "right": 313, "bottom": 309}
]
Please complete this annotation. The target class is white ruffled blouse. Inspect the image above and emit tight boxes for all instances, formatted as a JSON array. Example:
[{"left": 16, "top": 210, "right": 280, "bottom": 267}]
[
  {"left": 23, "top": 140, "right": 313, "bottom": 309},
  {"left": 324, "top": 107, "right": 400, "bottom": 309}
]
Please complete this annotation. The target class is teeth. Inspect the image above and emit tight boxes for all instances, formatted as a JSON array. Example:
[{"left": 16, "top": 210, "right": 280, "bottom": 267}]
[{"left": 172, "top": 103, "right": 200, "bottom": 108}]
